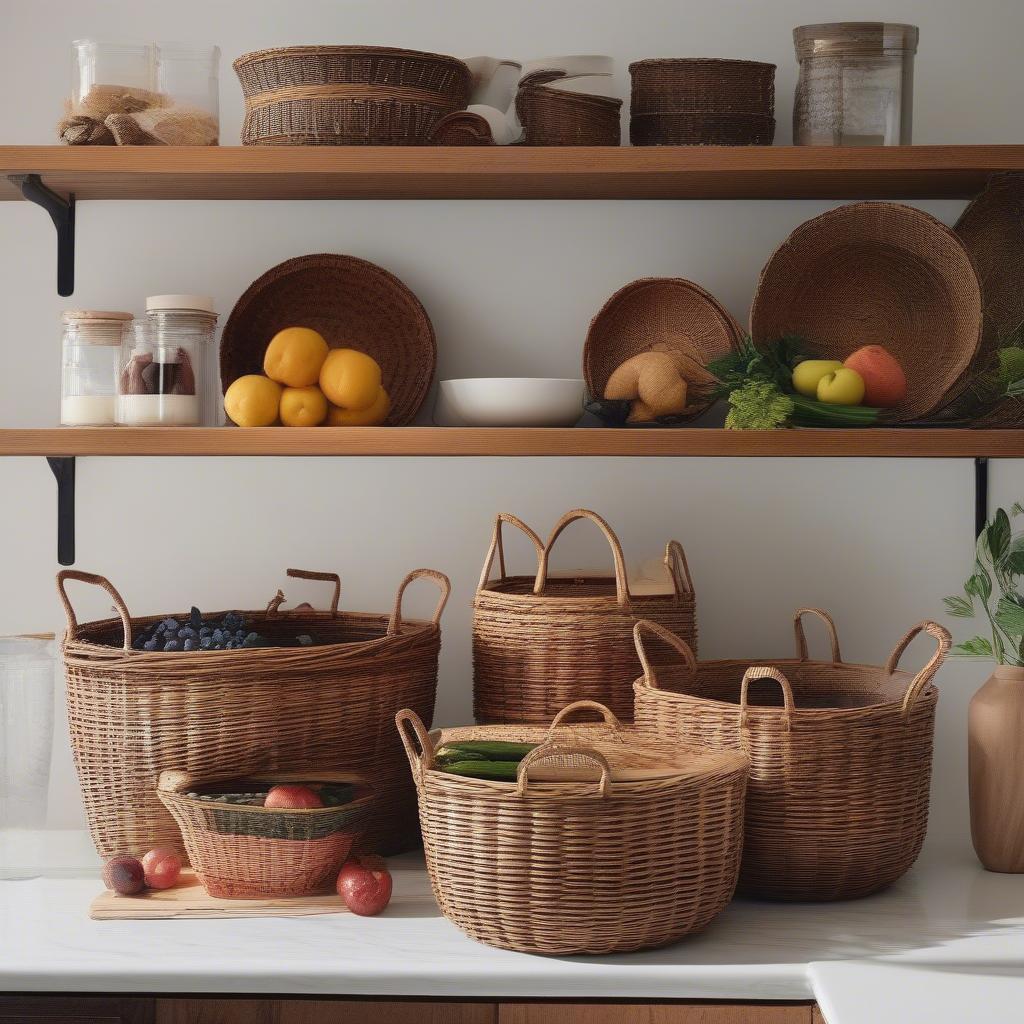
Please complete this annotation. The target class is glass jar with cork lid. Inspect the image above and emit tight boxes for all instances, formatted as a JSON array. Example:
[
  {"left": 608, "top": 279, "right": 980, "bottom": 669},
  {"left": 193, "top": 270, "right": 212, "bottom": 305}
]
[{"left": 61, "top": 310, "right": 131, "bottom": 426}]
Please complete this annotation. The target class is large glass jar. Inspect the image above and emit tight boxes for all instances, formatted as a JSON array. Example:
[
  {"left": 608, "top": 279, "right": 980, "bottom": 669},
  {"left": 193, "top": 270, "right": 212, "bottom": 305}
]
[
  {"left": 60, "top": 310, "right": 131, "bottom": 426},
  {"left": 793, "top": 23, "right": 918, "bottom": 146}
]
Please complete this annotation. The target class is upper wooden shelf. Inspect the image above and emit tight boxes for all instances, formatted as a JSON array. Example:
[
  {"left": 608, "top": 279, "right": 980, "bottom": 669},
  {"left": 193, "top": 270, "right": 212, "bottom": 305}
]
[
  {"left": 3, "top": 145, "right": 1023, "bottom": 201},
  {"left": 0, "top": 427, "right": 1020, "bottom": 458}
]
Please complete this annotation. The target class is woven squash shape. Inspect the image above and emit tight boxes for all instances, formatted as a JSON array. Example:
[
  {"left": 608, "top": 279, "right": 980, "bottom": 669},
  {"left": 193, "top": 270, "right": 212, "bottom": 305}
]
[{"left": 632, "top": 613, "right": 951, "bottom": 901}]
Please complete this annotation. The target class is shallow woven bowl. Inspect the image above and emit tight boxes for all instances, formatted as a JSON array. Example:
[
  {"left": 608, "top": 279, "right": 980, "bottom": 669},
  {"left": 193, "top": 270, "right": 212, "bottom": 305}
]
[
  {"left": 517, "top": 85, "right": 622, "bottom": 146},
  {"left": 584, "top": 278, "right": 743, "bottom": 420},
  {"left": 629, "top": 58, "right": 776, "bottom": 116},
  {"left": 750, "top": 202, "right": 982, "bottom": 422},
  {"left": 221, "top": 254, "right": 436, "bottom": 425},
  {"left": 630, "top": 111, "right": 775, "bottom": 146}
]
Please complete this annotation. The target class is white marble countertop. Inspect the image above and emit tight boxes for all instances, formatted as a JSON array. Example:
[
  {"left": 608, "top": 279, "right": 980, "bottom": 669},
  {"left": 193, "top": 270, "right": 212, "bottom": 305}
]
[{"left": 2, "top": 847, "right": 1023, "bottom": 1024}]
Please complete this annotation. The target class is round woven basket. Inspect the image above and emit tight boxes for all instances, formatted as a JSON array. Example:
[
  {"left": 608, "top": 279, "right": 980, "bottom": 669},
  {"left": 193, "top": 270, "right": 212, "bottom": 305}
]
[
  {"left": 233, "top": 46, "right": 470, "bottom": 145},
  {"left": 397, "top": 700, "right": 747, "bottom": 954},
  {"left": 516, "top": 85, "right": 622, "bottom": 146},
  {"left": 632, "top": 614, "right": 951, "bottom": 901},
  {"left": 221, "top": 254, "right": 436, "bottom": 426},
  {"left": 584, "top": 277, "right": 742, "bottom": 419},
  {"left": 630, "top": 58, "right": 776, "bottom": 116},
  {"left": 472, "top": 509, "right": 697, "bottom": 724},
  {"left": 630, "top": 111, "right": 775, "bottom": 146},
  {"left": 750, "top": 202, "right": 983, "bottom": 422},
  {"left": 59, "top": 566, "right": 449, "bottom": 861}
]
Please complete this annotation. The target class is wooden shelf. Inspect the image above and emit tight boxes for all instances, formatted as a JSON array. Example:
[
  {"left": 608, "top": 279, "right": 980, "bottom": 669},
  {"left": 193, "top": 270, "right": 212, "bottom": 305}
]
[
  {"left": 3, "top": 145, "right": 1024, "bottom": 201},
  {"left": 0, "top": 427, "right": 1020, "bottom": 458}
]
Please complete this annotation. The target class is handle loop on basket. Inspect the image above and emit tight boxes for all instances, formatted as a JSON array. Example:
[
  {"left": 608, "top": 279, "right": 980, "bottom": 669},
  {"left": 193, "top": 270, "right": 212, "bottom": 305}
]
[
  {"left": 885, "top": 621, "right": 952, "bottom": 716},
  {"left": 534, "top": 509, "right": 631, "bottom": 609},
  {"left": 56, "top": 570, "right": 133, "bottom": 651},
  {"left": 388, "top": 569, "right": 451, "bottom": 635},
  {"left": 664, "top": 540, "right": 695, "bottom": 599},
  {"left": 739, "top": 666, "right": 795, "bottom": 732},
  {"left": 515, "top": 742, "right": 612, "bottom": 798},
  {"left": 477, "top": 513, "right": 545, "bottom": 591},
  {"left": 395, "top": 708, "right": 435, "bottom": 777},
  {"left": 794, "top": 608, "right": 841, "bottom": 663},
  {"left": 632, "top": 619, "right": 697, "bottom": 691},
  {"left": 265, "top": 569, "right": 341, "bottom": 617},
  {"left": 547, "top": 699, "right": 622, "bottom": 736}
]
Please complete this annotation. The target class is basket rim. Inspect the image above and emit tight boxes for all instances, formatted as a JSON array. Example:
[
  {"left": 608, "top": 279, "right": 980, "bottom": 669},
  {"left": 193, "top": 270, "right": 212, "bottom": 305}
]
[
  {"left": 233, "top": 45, "right": 471, "bottom": 73},
  {"left": 629, "top": 57, "right": 777, "bottom": 72}
]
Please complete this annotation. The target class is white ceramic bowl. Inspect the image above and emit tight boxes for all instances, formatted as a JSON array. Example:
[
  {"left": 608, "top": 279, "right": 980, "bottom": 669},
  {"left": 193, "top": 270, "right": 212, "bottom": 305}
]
[{"left": 434, "top": 378, "right": 585, "bottom": 427}]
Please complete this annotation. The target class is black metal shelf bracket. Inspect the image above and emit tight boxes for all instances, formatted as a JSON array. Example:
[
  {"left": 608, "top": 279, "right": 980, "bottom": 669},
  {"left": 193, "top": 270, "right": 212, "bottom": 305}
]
[
  {"left": 975, "top": 457, "right": 989, "bottom": 538},
  {"left": 46, "top": 456, "right": 76, "bottom": 566},
  {"left": 10, "top": 174, "right": 75, "bottom": 297}
]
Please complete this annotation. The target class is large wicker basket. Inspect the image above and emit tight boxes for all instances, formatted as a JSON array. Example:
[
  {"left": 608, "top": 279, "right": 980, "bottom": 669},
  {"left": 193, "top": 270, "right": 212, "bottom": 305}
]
[
  {"left": 397, "top": 700, "right": 747, "bottom": 954},
  {"left": 220, "top": 254, "right": 437, "bottom": 426},
  {"left": 234, "top": 46, "right": 471, "bottom": 145},
  {"left": 473, "top": 509, "right": 697, "bottom": 723},
  {"left": 632, "top": 613, "right": 951, "bottom": 901},
  {"left": 750, "top": 202, "right": 982, "bottom": 422},
  {"left": 59, "top": 566, "right": 449, "bottom": 861}
]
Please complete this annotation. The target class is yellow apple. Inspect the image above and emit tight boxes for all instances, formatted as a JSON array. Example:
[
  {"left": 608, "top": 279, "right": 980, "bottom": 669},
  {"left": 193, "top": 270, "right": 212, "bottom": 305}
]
[
  {"left": 792, "top": 359, "right": 843, "bottom": 397},
  {"left": 817, "top": 367, "right": 866, "bottom": 406}
]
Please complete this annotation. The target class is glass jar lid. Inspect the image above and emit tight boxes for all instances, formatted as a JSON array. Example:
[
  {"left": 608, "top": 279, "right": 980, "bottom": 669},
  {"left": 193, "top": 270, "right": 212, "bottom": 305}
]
[
  {"left": 794, "top": 22, "right": 919, "bottom": 58},
  {"left": 146, "top": 294, "right": 216, "bottom": 314},
  {"left": 62, "top": 310, "right": 132, "bottom": 346}
]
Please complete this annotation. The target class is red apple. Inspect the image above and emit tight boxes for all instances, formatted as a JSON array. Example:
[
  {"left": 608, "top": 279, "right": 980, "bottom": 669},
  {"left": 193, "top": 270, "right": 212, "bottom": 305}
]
[
  {"left": 142, "top": 847, "right": 183, "bottom": 890},
  {"left": 337, "top": 855, "right": 393, "bottom": 916},
  {"left": 264, "top": 784, "right": 323, "bottom": 809},
  {"left": 103, "top": 855, "right": 145, "bottom": 895},
  {"left": 843, "top": 345, "right": 907, "bottom": 408}
]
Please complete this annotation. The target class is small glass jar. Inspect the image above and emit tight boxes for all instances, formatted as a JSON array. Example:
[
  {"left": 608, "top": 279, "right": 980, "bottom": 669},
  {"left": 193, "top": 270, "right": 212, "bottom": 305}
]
[
  {"left": 61, "top": 310, "right": 130, "bottom": 426},
  {"left": 154, "top": 44, "right": 220, "bottom": 141},
  {"left": 117, "top": 296, "right": 216, "bottom": 427},
  {"left": 793, "top": 23, "right": 918, "bottom": 147}
]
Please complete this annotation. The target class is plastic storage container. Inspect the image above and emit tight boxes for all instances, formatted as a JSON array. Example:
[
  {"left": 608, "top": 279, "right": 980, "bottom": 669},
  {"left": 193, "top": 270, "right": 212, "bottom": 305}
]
[
  {"left": 61, "top": 310, "right": 130, "bottom": 426},
  {"left": 793, "top": 23, "right": 918, "bottom": 146}
]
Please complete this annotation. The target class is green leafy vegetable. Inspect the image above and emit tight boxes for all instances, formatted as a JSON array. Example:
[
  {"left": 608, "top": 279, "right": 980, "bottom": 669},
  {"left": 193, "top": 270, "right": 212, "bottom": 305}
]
[{"left": 725, "top": 381, "right": 794, "bottom": 430}]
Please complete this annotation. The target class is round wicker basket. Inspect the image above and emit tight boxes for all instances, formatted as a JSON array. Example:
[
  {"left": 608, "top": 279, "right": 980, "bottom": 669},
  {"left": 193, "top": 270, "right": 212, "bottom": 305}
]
[
  {"left": 397, "top": 700, "right": 747, "bottom": 954},
  {"left": 220, "top": 254, "right": 436, "bottom": 426},
  {"left": 629, "top": 58, "right": 776, "bottom": 116},
  {"left": 516, "top": 85, "right": 622, "bottom": 146},
  {"left": 630, "top": 111, "right": 775, "bottom": 146},
  {"left": 750, "top": 202, "right": 983, "bottom": 422},
  {"left": 632, "top": 614, "right": 951, "bottom": 902},
  {"left": 583, "top": 277, "right": 743, "bottom": 419}
]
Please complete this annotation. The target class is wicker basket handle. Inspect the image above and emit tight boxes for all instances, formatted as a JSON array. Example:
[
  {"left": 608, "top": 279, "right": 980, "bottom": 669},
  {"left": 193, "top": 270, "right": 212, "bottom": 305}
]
[
  {"left": 56, "top": 570, "right": 133, "bottom": 650},
  {"left": 632, "top": 619, "right": 697, "bottom": 690},
  {"left": 547, "top": 699, "right": 622, "bottom": 736},
  {"left": 794, "top": 608, "right": 841, "bottom": 663},
  {"left": 264, "top": 569, "right": 342, "bottom": 617},
  {"left": 885, "top": 621, "right": 952, "bottom": 715},
  {"left": 395, "top": 708, "right": 435, "bottom": 777},
  {"left": 387, "top": 569, "right": 451, "bottom": 635},
  {"left": 515, "top": 742, "right": 612, "bottom": 798},
  {"left": 664, "top": 540, "right": 695, "bottom": 599},
  {"left": 477, "top": 513, "right": 545, "bottom": 591},
  {"left": 534, "top": 509, "right": 631, "bottom": 608},
  {"left": 739, "top": 666, "right": 795, "bottom": 732}
]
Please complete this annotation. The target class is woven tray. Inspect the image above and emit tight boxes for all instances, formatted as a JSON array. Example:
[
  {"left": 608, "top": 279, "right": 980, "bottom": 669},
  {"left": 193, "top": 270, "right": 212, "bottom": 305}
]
[{"left": 517, "top": 85, "right": 622, "bottom": 146}]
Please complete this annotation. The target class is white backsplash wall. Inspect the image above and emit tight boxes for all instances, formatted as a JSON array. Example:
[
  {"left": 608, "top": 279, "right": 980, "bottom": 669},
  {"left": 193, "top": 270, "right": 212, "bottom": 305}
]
[{"left": 1, "top": 0, "right": 1022, "bottom": 860}]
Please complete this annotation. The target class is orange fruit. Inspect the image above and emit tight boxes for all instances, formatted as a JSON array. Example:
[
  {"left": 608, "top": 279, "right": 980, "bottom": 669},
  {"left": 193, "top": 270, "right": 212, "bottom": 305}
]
[
  {"left": 279, "top": 385, "right": 328, "bottom": 427},
  {"left": 319, "top": 349, "right": 382, "bottom": 410},
  {"left": 224, "top": 375, "right": 282, "bottom": 427},
  {"left": 326, "top": 388, "right": 390, "bottom": 426},
  {"left": 843, "top": 345, "right": 907, "bottom": 408},
  {"left": 263, "top": 327, "right": 329, "bottom": 387}
]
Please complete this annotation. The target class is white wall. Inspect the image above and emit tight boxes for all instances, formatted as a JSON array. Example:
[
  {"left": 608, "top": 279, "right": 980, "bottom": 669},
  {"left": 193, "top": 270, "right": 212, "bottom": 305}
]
[{"left": 2, "top": 0, "right": 1023, "bottom": 865}]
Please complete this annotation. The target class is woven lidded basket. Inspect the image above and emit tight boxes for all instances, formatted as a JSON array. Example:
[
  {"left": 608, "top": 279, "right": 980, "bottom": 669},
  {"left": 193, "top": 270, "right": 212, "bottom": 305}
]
[
  {"left": 59, "top": 566, "right": 449, "bottom": 861},
  {"left": 221, "top": 254, "right": 437, "bottom": 426},
  {"left": 630, "top": 58, "right": 776, "bottom": 116},
  {"left": 397, "top": 700, "right": 747, "bottom": 954},
  {"left": 158, "top": 770, "right": 374, "bottom": 898},
  {"left": 584, "top": 277, "right": 743, "bottom": 420},
  {"left": 630, "top": 111, "right": 775, "bottom": 146},
  {"left": 750, "top": 201, "right": 982, "bottom": 422},
  {"left": 632, "top": 613, "right": 951, "bottom": 901},
  {"left": 473, "top": 509, "right": 697, "bottom": 724},
  {"left": 516, "top": 85, "right": 622, "bottom": 146},
  {"left": 234, "top": 46, "right": 471, "bottom": 145}
]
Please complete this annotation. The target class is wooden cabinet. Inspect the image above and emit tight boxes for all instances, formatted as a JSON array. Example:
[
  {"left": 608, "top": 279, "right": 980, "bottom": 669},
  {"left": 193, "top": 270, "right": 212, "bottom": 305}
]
[
  {"left": 0, "top": 995, "right": 153, "bottom": 1024},
  {"left": 499, "top": 1004, "right": 814, "bottom": 1024},
  {"left": 154, "top": 1000, "right": 496, "bottom": 1023}
]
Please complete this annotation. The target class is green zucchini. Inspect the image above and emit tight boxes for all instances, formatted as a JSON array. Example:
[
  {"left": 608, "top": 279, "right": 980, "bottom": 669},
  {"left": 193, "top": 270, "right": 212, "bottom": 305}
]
[
  {"left": 435, "top": 740, "right": 536, "bottom": 764},
  {"left": 438, "top": 759, "right": 521, "bottom": 781}
]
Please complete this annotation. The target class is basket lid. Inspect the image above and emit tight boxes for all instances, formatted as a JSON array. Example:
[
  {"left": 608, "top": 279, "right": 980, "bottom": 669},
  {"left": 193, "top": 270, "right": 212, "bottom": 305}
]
[
  {"left": 794, "top": 22, "right": 919, "bottom": 57},
  {"left": 146, "top": 294, "right": 216, "bottom": 314}
]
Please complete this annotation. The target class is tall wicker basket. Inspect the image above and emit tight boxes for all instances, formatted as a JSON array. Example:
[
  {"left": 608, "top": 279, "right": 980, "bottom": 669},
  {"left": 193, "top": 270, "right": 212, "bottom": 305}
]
[
  {"left": 397, "top": 701, "right": 747, "bottom": 954},
  {"left": 473, "top": 509, "right": 697, "bottom": 723},
  {"left": 58, "top": 567, "right": 449, "bottom": 861},
  {"left": 631, "top": 613, "right": 951, "bottom": 901}
]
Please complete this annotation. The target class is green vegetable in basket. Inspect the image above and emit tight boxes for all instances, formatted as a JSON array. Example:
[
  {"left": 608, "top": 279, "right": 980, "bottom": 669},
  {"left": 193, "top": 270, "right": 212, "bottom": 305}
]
[
  {"left": 434, "top": 740, "right": 536, "bottom": 768},
  {"left": 438, "top": 759, "right": 522, "bottom": 781}
]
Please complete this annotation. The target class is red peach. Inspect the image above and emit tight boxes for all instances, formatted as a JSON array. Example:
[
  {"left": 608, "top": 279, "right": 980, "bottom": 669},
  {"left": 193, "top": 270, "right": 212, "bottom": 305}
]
[
  {"left": 337, "top": 855, "right": 393, "bottom": 916},
  {"left": 102, "top": 855, "right": 145, "bottom": 896},
  {"left": 264, "top": 784, "right": 323, "bottom": 809},
  {"left": 843, "top": 345, "right": 907, "bottom": 408},
  {"left": 141, "top": 847, "right": 183, "bottom": 890}
]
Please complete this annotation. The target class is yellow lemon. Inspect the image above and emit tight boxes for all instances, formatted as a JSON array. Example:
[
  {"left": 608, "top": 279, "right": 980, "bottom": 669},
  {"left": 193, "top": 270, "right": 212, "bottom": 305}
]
[
  {"left": 224, "top": 375, "right": 282, "bottom": 427},
  {"left": 326, "top": 388, "right": 390, "bottom": 426},
  {"left": 263, "top": 327, "right": 329, "bottom": 387},
  {"left": 279, "top": 385, "right": 328, "bottom": 427},
  {"left": 319, "top": 348, "right": 382, "bottom": 410}
]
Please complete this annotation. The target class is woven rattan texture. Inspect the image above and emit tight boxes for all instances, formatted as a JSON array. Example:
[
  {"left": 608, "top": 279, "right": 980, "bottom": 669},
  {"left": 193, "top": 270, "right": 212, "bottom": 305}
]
[{"left": 516, "top": 85, "right": 622, "bottom": 146}]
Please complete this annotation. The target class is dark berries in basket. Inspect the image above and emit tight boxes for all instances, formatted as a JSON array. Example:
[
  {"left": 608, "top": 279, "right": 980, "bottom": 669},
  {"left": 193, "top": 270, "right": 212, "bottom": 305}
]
[{"left": 132, "top": 606, "right": 320, "bottom": 652}]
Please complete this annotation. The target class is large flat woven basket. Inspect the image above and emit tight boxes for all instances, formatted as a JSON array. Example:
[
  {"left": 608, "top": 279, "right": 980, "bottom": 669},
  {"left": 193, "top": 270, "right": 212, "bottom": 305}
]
[
  {"left": 59, "top": 566, "right": 449, "bottom": 861},
  {"left": 397, "top": 700, "right": 747, "bottom": 954},
  {"left": 632, "top": 613, "right": 951, "bottom": 901},
  {"left": 472, "top": 509, "right": 697, "bottom": 723}
]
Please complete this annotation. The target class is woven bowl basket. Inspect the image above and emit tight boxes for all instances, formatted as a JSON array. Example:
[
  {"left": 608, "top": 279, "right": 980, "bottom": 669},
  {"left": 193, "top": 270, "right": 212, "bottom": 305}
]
[
  {"left": 58, "top": 566, "right": 449, "bottom": 861},
  {"left": 516, "top": 85, "right": 622, "bottom": 146},
  {"left": 397, "top": 700, "right": 747, "bottom": 954},
  {"left": 158, "top": 770, "right": 374, "bottom": 898},
  {"left": 750, "top": 202, "right": 983, "bottom": 422},
  {"left": 630, "top": 111, "right": 775, "bottom": 146},
  {"left": 473, "top": 509, "right": 697, "bottom": 724},
  {"left": 632, "top": 613, "right": 951, "bottom": 901},
  {"left": 629, "top": 59, "right": 776, "bottom": 116},
  {"left": 584, "top": 277, "right": 743, "bottom": 419},
  {"left": 233, "top": 46, "right": 471, "bottom": 145},
  {"left": 221, "top": 254, "right": 436, "bottom": 426}
]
